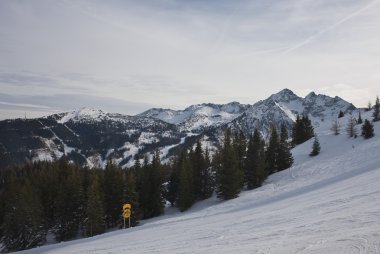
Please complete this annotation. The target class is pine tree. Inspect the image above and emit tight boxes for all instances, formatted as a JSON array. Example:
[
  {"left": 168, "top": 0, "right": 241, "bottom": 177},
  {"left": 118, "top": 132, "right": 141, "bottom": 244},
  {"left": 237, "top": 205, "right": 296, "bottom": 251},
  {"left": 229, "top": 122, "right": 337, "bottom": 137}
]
[
  {"left": 85, "top": 175, "right": 105, "bottom": 237},
  {"left": 303, "top": 115, "right": 314, "bottom": 141},
  {"left": 244, "top": 129, "right": 266, "bottom": 189},
  {"left": 192, "top": 140, "right": 204, "bottom": 200},
  {"left": 167, "top": 156, "right": 180, "bottom": 206},
  {"left": 357, "top": 111, "right": 363, "bottom": 124},
  {"left": 191, "top": 140, "right": 214, "bottom": 200},
  {"left": 124, "top": 171, "right": 140, "bottom": 226},
  {"left": 346, "top": 115, "right": 357, "bottom": 138},
  {"left": 53, "top": 161, "right": 84, "bottom": 242},
  {"left": 103, "top": 160, "right": 126, "bottom": 228},
  {"left": 150, "top": 150, "right": 164, "bottom": 216},
  {"left": 292, "top": 115, "right": 303, "bottom": 145},
  {"left": 266, "top": 125, "right": 279, "bottom": 174},
  {"left": 338, "top": 111, "right": 344, "bottom": 118},
  {"left": 34, "top": 161, "right": 60, "bottom": 229},
  {"left": 0, "top": 186, "right": 4, "bottom": 241},
  {"left": 177, "top": 151, "right": 195, "bottom": 211},
  {"left": 133, "top": 156, "right": 142, "bottom": 181},
  {"left": 233, "top": 129, "right": 246, "bottom": 189},
  {"left": 292, "top": 115, "right": 314, "bottom": 145},
  {"left": 361, "top": 119, "right": 375, "bottom": 139},
  {"left": 201, "top": 148, "right": 214, "bottom": 198},
  {"left": 1, "top": 176, "right": 46, "bottom": 252},
  {"left": 277, "top": 124, "right": 294, "bottom": 171},
  {"left": 373, "top": 96, "right": 380, "bottom": 122},
  {"left": 133, "top": 156, "right": 144, "bottom": 208},
  {"left": 216, "top": 129, "right": 243, "bottom": 200},
  {"left": 309, "top": 136, "right": 321, "bottom": 156},
  {"left": 140, "top": 151, "right": 164, "bottom": 219}
]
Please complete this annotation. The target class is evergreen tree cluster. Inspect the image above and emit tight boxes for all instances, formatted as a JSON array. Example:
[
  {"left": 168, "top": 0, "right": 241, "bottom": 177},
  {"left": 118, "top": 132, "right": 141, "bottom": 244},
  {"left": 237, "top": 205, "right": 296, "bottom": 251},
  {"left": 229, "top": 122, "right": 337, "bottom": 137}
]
[
  {"left": 168, "top": 126, "right": 294, "bottom": 208},
  {"left": 0, "top": 157, "right": 165, "bottom": 252},
  {"left": 267, "top": 124, "right": 294, "bottom": 174},
  {"left": 215, "top": 129, "right": 244, "bottom": 200},
  {"left": 292, "top": 115, "right": 314, "bottom": 145},
  {"left": 167, "top": 140, "right": 213, "bottom": 211}
]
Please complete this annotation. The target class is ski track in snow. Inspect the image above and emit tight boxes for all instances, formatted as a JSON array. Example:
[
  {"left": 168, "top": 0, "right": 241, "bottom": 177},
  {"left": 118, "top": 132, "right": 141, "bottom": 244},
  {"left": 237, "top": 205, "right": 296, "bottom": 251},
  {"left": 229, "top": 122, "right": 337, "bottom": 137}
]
[
  {"left": 62, "top": 124, "right": 80, "bottom": 137},
  {"left": 37, "top": 120, "right": 92, "bottom": 166},
  {"left": 160, "top": 133, "right": 198, "bottom": 161},
  {"left": 18, "top": 117, "right": 380, "bottom": 254}
]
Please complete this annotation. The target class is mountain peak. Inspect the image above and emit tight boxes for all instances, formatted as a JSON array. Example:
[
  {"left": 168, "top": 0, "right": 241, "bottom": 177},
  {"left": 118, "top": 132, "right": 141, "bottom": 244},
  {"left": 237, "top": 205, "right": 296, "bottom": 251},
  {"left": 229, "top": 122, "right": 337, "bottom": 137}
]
[
  {"left": 305, "top": 91, "right": 317, "bottom": 98},
  {"left": 268, "top": 88, "right": 300, "bottom": 102},
  {"left": 58, "top": 107, "right": 106, "bottom": 123}
]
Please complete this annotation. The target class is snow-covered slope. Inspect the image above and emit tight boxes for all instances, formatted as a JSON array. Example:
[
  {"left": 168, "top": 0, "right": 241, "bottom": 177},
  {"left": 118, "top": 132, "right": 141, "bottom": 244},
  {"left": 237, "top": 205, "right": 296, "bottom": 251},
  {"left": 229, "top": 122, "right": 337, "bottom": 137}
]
[{"left": 19, "top": 114, "right": 380, "bottom": 254}]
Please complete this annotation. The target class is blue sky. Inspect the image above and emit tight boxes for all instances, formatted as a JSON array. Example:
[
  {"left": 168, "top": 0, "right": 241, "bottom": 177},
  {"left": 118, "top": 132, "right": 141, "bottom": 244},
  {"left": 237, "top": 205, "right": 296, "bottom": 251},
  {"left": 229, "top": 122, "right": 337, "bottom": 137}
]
[{"left": 1, "top": 0, "right": 380, "bottom": 119}]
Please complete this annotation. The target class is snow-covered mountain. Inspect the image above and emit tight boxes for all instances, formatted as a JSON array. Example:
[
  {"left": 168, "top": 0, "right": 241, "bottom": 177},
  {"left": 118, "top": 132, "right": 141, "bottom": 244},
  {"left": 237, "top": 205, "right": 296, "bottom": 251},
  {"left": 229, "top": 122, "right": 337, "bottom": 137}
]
[
  {"left": 227, "top": 89, "right": 355, "bottom": 138},
  {"left": 0, "top": 108, "right": 184, "bottom": 168},
  {"left": 18, "top": 110, "right": 380, "bottom": 254},
  {"left": 0, "top": 89, "right": 356, "bottom": 168},
  {"left": 138, "top": 101, "right": 249, "bottom": 132}
]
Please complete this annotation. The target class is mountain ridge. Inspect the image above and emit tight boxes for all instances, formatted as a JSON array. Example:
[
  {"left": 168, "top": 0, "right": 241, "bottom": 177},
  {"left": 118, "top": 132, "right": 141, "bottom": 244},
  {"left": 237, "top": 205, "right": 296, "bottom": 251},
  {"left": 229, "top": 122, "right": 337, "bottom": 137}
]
[{"left": 0, "top": 89, "right": 356, "bottom": 168}]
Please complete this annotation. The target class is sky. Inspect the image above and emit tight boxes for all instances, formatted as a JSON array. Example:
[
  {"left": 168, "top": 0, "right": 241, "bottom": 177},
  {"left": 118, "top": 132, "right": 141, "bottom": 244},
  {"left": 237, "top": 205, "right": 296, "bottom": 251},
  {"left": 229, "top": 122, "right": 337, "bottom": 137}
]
[{"left": 0, "top": 0, "right": 380, "bottom": 119}]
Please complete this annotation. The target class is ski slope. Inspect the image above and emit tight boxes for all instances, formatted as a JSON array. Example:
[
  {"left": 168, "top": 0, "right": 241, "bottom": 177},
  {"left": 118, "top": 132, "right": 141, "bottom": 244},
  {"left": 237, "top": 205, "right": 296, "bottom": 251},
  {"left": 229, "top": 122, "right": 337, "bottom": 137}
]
[{"left": 18, "top": 118, "right": 380, "bottom": 254}]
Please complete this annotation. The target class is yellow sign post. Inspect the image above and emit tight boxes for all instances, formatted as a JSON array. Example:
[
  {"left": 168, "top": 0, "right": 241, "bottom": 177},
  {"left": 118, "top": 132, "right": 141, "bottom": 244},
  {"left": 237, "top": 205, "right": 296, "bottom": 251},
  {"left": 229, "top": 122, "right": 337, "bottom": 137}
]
[
  {"left": 123, "top": 204, "right": 131, "bottom": 210},
  {"left": 123, "top": 209, "right": 131, "bottom": 218},
  {"left": 122, "top": 203, "right": 132, "bottom": 229}
]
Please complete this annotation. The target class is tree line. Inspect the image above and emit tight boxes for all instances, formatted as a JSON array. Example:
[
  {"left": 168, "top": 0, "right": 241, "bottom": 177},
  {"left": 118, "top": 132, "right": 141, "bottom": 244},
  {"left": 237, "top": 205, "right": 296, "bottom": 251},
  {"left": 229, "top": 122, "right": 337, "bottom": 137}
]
[
  {"left": 0, "top": 157, "right": 164, "bottom": 252},
  {"left": 331, "top": 95, "right": 378, "bottom": 139}
]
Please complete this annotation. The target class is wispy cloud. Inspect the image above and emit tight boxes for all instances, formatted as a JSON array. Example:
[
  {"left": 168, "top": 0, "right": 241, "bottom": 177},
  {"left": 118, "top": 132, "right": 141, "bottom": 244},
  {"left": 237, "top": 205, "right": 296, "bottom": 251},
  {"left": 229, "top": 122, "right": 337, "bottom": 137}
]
[
  {"left": 0, "top": 71, "right": 58, "bottom": 87},
  {"left": 0, "top": 92, "right": 155, "bottom": 120},
  {"left": 0, "top": 101, "right": 52, "bottom": 109},
  {"left": 281, "top": 0, "right": 380, "bottom": 55}
]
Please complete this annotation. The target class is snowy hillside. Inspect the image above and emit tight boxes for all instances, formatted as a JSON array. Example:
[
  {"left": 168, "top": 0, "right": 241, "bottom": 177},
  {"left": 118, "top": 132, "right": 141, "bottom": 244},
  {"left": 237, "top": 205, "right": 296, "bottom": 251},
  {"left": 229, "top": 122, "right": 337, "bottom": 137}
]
[{"left": 18, "top": 113, "right": 380, "bottom": 253}]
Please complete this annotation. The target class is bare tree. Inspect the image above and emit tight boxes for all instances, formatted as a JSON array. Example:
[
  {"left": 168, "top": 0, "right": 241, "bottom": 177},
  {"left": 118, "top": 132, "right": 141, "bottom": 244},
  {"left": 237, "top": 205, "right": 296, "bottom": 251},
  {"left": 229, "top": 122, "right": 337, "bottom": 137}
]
[
  {"left": 331, "top": 119, "right": 340, "bottom": 135},
  {"left": 366, "top": 101, "right": 372, "bottom": 112},
  {"left": 346, "top": 115, "right": 357, "bottom": 138}
]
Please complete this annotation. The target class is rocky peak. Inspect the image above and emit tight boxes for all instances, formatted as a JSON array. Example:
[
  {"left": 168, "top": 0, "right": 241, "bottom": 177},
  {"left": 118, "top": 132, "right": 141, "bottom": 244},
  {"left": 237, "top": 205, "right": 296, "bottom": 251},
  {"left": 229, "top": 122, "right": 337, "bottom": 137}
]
[{"left": 268, "top": 88, "right": 301, "bottom": 103}]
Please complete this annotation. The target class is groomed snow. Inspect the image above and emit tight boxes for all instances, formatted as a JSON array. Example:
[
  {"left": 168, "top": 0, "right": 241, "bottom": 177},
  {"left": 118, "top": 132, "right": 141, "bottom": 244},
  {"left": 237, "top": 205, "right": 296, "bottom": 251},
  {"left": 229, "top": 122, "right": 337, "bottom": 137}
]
[{"left": 18, "top": 118, "right": 380, "bottom": 254}]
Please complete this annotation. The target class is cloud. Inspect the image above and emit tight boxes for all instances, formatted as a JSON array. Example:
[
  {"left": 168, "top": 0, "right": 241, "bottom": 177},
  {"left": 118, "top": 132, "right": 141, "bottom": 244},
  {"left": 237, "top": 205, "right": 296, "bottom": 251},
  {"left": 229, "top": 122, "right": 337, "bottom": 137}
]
[
  {"left": 0, "top": 0, "right": 380, "bottom": 112},
  {"left": 281, "top": 0, "right": 380, "bottom": 55},
  {"left": 0, "top": 71, "right": 58, "bottom": 87},
  {"left": 0, "top": 101, "right": 53, "bottom": 110},
  {"left": 0, "top": 93, "right": 155, "bottom": 120}
]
